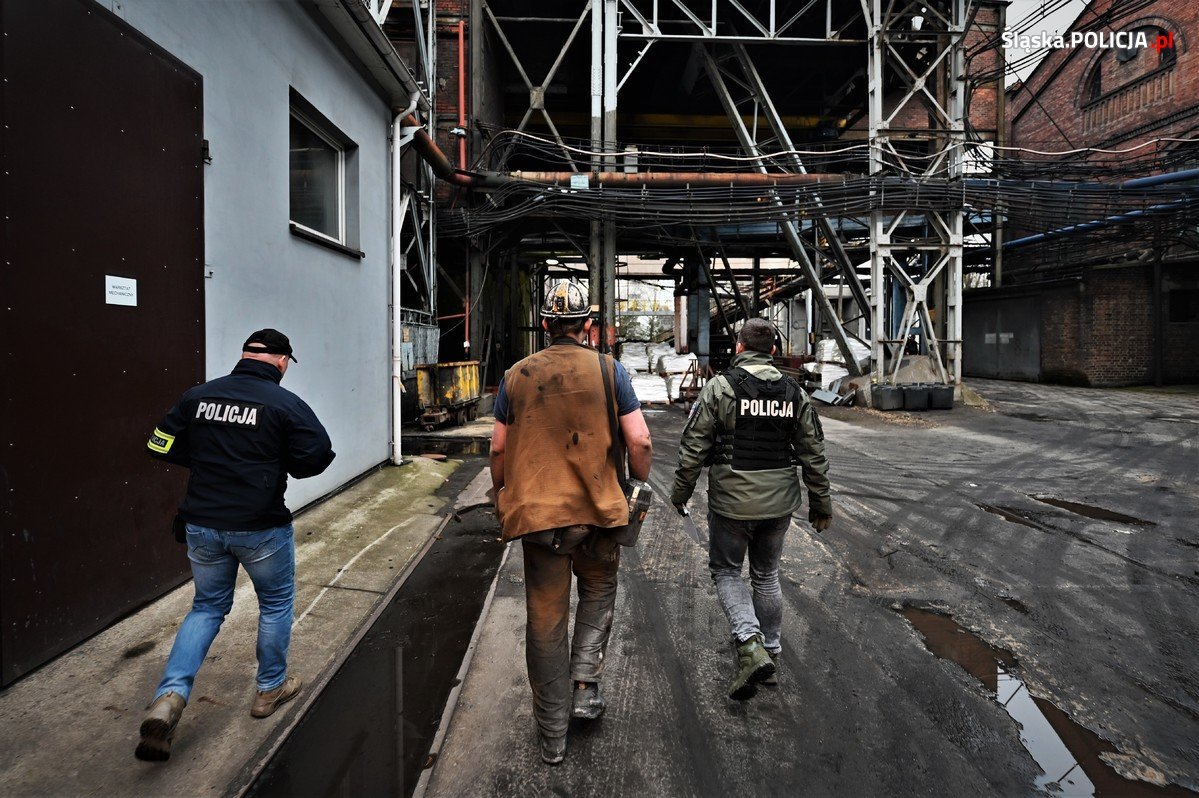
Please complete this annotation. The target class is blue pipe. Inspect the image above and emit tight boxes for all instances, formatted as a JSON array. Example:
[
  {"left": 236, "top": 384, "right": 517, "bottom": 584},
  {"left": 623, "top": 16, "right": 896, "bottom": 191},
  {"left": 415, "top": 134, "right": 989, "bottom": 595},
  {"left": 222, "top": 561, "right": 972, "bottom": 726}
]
[
  {"left": 1003, "top": 167, "right": 1199, "bottom": 250},
  {"left": 1005, "top": 196, "right": 1195, "bottom": 249}
]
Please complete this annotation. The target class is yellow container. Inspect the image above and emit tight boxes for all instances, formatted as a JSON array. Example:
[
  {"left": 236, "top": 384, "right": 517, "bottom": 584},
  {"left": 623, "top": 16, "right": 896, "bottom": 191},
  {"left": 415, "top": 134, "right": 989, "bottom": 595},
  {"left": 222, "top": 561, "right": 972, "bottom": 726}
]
[{"left": 415, "top": 361, "right": 482, "bottom": 410}]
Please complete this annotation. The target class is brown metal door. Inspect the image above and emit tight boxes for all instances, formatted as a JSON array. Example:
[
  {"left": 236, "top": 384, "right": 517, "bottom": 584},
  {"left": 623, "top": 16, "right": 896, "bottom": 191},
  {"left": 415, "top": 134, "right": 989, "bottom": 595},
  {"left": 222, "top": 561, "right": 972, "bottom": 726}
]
[{"left": 1, "top": 0, "right": 205, "bottom": 684}]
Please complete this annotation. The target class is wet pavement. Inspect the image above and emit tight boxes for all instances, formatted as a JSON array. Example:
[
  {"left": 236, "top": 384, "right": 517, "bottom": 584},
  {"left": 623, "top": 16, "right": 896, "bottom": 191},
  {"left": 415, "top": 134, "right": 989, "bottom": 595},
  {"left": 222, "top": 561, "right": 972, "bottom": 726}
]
[
  {"left": 419, "top": 379, "right": 1199, "bottom": 796},
  {"left": 902, "top": 607, "right": 1193, "bottom": 797}
]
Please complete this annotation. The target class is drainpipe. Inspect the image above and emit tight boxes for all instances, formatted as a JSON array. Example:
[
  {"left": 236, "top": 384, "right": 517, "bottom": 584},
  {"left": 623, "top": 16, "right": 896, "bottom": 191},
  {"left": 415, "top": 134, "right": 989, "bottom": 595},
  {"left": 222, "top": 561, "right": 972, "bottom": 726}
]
[
  {"left": 1153, "top": 246, "right": 1163, "bottom": 387},
  {"left": 391, "top": 93, "right": 420, "bottom": 466},
  {"left": 458, "top": 20, "right": 467, "bottom": 170}
]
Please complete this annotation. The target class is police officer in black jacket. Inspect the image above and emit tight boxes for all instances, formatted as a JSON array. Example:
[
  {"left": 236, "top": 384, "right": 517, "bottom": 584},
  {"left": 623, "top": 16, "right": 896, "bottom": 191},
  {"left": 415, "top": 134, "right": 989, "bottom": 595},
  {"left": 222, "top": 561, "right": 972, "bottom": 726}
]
[{"left": 136, "top": 329, "right": 335, "bottom": 762}]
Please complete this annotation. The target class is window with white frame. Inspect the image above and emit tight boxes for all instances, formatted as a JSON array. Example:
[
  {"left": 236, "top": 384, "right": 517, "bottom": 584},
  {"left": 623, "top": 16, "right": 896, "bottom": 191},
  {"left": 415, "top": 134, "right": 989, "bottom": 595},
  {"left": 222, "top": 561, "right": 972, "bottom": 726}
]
[{"left": 289, "top": 109, "right": 345, "bottom": 243}]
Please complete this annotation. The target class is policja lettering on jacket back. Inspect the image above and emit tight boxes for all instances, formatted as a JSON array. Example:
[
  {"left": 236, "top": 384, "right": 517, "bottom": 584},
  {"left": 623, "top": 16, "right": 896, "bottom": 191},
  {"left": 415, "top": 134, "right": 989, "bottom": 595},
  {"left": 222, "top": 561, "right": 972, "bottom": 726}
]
[
  {"left": 194, "top": 400, "right": 263, "bottom": 428},
  {"left": 135, "top": 328, "right": 335, "bottom": 763}
]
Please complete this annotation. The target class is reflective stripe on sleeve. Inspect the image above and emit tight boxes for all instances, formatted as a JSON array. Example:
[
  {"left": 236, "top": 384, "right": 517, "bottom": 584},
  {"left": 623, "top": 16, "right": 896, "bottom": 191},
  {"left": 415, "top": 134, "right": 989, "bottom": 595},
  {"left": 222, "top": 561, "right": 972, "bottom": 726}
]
[{"left": 147, "top": 428, "right": 175, "bottom": 454}]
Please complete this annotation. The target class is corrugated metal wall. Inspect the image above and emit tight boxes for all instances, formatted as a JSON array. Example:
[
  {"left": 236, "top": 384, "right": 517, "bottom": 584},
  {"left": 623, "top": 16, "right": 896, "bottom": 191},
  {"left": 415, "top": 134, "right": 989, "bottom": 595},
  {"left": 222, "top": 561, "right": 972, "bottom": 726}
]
[{"left": 963, "top": 292, "right": 1042, "bottom": 381}]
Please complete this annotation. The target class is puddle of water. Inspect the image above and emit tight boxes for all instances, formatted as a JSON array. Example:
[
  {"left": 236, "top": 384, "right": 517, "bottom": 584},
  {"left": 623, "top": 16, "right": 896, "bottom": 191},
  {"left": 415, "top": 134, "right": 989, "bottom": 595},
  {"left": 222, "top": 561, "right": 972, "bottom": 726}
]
[
  {"left": 901, "top": 608, "right": 1194, "bottom": 797},
  {"left": 977, "top": 503, "right": 1042, "bottom": 530},
  {"left": 249, "top": 501, "right": 504, "bottom": 797},
  {"left": 401, "top": 435, "right": 490, "bottom": 457},
  {"left": 1009, "top": 412, "right": 1054, "bottom": 423},
  {"left": 1030, "top": 496, "right": 1156, "bottom": 527}
]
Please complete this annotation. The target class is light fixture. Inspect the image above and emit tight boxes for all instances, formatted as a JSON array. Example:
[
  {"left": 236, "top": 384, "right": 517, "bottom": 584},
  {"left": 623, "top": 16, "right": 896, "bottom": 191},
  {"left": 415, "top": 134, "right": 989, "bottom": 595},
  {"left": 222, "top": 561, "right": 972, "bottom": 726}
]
[{"left": 545, "top": 258, "right": 560, "bottom": 265}]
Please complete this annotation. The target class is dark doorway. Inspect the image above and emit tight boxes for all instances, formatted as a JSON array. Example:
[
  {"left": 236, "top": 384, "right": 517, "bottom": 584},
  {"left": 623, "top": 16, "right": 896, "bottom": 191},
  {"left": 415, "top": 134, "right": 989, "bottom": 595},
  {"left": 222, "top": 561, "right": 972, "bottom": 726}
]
[{"left": 0, "top": 0, "right": 205, "bottom": 684}]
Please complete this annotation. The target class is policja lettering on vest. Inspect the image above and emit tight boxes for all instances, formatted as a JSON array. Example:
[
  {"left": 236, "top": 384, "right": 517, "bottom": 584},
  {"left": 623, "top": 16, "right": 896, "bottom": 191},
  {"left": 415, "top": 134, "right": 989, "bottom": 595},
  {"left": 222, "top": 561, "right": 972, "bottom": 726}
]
[{"left": 739, "top": 398, "right": 795, "bottom": 418}]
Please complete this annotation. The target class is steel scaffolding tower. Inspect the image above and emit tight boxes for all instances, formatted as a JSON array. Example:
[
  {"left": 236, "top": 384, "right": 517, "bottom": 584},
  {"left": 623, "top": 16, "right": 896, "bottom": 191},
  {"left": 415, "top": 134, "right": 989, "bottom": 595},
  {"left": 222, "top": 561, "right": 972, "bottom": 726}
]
[
  {"left": 475, "top": 1, "right": 971, "bottom": 378},
  {"left": 863, "top": 0, "right": 966, "bottom": 386}
]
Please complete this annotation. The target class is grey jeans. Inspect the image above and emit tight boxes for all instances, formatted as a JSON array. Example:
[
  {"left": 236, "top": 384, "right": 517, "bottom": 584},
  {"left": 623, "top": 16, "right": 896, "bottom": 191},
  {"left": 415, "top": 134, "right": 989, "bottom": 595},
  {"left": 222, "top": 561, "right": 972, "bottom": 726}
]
[
  {"left": 521, "top": 525, "right": 620, "bottom": 738},
  {"left": 708, "top": 512, "right": 790, "bottom": 652}
]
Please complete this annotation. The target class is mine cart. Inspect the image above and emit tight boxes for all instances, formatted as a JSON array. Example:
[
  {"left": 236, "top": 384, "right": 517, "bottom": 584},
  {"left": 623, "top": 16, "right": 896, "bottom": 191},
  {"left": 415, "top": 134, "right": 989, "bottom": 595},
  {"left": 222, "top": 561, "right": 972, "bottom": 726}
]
[{"left": 415, "top": 361, "right": 482, "bottom": 430}]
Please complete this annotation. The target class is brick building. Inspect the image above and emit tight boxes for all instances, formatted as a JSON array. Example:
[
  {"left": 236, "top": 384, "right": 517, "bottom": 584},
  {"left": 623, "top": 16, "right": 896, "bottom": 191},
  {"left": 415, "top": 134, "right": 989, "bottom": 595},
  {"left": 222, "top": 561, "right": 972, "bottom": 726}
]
[{"left": 965, "top": 0, "right": 1199, "bottom": 386}]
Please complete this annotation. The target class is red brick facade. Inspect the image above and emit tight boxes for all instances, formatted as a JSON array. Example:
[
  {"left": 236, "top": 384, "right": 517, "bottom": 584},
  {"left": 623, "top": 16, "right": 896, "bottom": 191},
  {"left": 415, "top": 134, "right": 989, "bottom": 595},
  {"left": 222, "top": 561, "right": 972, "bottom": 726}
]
[
  {"left": 998, "top": 0, "right": 1199, "bottom": 386},
  {"left": 1041, "top": 267, "right": 1155, "bottom": 386},
  {"left": 1009, "top": 0, "right": 1199, "bottom": 156}
]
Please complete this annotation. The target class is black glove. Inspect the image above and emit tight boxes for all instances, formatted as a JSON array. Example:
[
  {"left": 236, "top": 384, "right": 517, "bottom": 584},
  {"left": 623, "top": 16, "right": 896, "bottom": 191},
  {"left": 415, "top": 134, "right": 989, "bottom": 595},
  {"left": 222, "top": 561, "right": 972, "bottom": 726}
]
[
  {"left": 809, "top": 509, "right": 832, "bottom": 533},
  {"left": 673, "top": 502, "right": 688, "bottom": 516}
]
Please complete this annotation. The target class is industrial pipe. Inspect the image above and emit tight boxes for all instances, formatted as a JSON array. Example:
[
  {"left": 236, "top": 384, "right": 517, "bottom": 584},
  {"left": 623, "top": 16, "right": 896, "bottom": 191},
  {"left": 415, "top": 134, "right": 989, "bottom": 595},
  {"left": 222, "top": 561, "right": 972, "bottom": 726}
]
[
  {"left": 458, "top": 20, "right": 467, "bottom": 170},
  {"left": 1004, "top": 196, "right": 1195, "bottom": 250},
  {"left": 1003, "top": 168, "right": 1199, "bottom": 250},
  {"left": 401, "top": 111, "right": 852, "bottom": 191},
  {"left": 403, "top": 113, "right": 477, "bottom": 187},
  {"left": 499, "top": 171, "right": 848, "bottom": 188}
]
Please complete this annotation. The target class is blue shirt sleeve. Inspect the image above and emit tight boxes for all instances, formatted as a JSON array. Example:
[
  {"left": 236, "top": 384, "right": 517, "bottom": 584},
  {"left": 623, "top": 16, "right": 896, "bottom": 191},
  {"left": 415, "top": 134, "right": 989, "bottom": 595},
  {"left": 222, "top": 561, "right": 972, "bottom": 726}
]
[
  {"left": 613, "top": 361, "right": 640, "bottom": 415},
  {"left": 493, "top": 378, "right": 509, "bottom": 423}
]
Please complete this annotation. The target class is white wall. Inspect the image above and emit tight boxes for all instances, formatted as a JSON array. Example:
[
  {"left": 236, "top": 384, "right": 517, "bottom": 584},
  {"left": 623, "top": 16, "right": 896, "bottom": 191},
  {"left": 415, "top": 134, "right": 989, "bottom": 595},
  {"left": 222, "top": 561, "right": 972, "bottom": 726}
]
[{"left": 101, "top": 0, "right": 393, "bottom": 507}]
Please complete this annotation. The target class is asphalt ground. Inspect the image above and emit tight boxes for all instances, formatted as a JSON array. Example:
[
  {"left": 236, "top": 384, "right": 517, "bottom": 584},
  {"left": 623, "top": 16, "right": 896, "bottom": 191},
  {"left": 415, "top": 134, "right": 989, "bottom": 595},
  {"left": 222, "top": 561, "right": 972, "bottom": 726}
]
[{"left": 424, "top": 380, "right": 1199, "bottom": 797}]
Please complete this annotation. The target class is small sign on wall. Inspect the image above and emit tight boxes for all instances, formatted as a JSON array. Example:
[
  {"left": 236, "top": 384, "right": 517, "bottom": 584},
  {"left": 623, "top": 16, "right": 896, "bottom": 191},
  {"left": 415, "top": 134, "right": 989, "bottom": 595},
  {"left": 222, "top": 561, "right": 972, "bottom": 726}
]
[{"left": 105, "top": 275, "right": 137, "bottom": 306}]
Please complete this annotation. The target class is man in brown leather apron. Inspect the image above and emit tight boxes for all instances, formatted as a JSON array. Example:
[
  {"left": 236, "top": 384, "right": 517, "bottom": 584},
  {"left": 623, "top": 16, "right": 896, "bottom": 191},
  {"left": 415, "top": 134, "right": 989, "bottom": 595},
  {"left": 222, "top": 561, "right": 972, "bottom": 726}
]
[{"left": 489, "top": 281, "right": 653, "bottom": 764}]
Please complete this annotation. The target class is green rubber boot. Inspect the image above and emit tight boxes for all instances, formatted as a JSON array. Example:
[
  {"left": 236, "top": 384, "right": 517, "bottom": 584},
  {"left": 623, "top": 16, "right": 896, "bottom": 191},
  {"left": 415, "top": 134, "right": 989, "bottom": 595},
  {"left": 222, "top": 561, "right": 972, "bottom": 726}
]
[
  {"left": 762, "top": 650, "right": 779, "bottom": 687},
  {"left": 728, "top": 635, "right": 775, "bottom": 700}
]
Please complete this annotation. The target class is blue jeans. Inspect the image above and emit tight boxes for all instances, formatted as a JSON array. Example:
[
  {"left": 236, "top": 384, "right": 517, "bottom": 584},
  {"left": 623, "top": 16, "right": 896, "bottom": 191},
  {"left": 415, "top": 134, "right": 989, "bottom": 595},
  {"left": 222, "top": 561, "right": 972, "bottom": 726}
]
[
  {"left": 708, "top": 512, "right": 790, "bottom": 652},
  {"left": 155, "top": 524, "right": 295, "bottom": 701}
]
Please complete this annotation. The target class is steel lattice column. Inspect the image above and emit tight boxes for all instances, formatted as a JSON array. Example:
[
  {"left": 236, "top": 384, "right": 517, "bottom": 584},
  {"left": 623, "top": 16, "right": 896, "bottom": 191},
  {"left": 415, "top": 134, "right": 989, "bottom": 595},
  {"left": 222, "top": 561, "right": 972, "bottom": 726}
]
[{"left": 863, "top": 0, "right": 966, "bottom": 386}]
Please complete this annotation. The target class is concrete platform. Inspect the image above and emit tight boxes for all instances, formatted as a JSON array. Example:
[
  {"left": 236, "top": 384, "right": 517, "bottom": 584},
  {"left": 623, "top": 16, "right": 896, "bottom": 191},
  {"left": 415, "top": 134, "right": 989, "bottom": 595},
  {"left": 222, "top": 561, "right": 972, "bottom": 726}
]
[
  {"left": 422, "top": 382, "right": 1199, "bottom": 796},
  {"left": 0, "top": 457, "right": 458, "bottom": 797}
]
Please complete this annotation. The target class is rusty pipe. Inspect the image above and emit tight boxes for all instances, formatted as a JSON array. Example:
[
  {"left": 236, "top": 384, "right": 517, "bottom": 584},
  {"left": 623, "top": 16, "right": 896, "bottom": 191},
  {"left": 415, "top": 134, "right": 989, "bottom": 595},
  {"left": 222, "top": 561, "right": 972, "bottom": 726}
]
[
  {"left": 403, "top": 113, "right": 476, "bottom": 187},
  {"left": 401, "top": 123, "right": 852, "bottom": 190}
]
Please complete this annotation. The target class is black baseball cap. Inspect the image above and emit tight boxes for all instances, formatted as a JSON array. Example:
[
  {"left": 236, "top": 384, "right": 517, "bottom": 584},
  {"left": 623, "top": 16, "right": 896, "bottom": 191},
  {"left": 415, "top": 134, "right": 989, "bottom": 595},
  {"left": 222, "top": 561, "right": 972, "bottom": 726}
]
[{"left": 242, "top": 328, "right": 297, "bottom": 362}]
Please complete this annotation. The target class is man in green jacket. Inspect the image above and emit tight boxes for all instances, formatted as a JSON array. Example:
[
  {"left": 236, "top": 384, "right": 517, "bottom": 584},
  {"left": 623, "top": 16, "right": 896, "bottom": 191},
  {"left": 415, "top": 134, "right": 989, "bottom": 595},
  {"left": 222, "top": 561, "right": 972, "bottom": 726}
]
[{"left": 670, "top": 317, "right": 832, "bottom": 700}]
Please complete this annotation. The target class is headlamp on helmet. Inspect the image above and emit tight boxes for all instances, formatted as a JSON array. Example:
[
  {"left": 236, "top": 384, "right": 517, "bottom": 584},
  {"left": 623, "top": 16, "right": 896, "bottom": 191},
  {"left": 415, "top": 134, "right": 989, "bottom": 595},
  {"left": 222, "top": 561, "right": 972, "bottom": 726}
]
[{"left": 541, "top": 281, "right": 591, "bottom": 319}]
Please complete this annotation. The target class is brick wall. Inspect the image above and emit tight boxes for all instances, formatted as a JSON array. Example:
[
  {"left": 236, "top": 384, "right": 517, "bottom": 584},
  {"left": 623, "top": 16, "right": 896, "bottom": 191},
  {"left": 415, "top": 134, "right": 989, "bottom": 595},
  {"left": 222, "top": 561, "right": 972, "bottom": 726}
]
[
  {"left": 1038, "top": 284, "right": 1087, "bottom": 384},
  {"left": 1079, "top": 266, "right": 1154, "bottom": 386},
  {"left": 1039, "top": 267, "right": 1155, "bottom": 386},
  {"left": 1009, "top": 0, "right": 1199, "bottom": 154},
  {"left": 1163, "top": 262, "right": 1199, "bottom": 382}
]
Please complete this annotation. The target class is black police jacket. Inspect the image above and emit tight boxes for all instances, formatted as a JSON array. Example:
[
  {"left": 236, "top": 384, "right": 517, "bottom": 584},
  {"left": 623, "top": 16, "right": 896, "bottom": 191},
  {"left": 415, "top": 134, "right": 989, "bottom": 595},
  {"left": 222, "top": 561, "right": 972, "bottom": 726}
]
[{"left": 147, "top": 358, "right": 336, "bottom": 530}]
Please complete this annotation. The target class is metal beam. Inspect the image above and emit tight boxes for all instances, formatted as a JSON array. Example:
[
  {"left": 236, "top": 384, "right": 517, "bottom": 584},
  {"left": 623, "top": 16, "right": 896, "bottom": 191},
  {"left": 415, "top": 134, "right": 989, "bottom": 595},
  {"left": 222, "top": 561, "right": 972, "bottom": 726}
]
[
  {"left": 726, "top": 42, "right": 872, "bottom": 329},
  {"left": 863, "top": 0, "right": 965, "bottom": 386},
  {"left": 697, "top": 44, "right": 864, "bottom": 376}
]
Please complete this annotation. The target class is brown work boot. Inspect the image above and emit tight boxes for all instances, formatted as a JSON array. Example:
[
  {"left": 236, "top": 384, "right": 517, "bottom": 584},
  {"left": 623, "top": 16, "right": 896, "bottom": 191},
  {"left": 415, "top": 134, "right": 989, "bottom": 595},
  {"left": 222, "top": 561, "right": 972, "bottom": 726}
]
[
  {"left": 251, "top": 675, "right": 302, "bottom": 718},
  {"left": 135, "top": 692, "right": 186, "bottom": 761}
]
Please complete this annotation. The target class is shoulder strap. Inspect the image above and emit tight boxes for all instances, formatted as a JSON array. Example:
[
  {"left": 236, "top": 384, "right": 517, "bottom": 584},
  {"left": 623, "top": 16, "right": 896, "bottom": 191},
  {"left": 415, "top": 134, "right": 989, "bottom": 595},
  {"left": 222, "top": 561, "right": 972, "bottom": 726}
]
[
  {"left": 725, "top": 367, "right": 760, "bottom": 399},
  {"left": 598, "top": 350, "right": 627, "bottom": 489}
]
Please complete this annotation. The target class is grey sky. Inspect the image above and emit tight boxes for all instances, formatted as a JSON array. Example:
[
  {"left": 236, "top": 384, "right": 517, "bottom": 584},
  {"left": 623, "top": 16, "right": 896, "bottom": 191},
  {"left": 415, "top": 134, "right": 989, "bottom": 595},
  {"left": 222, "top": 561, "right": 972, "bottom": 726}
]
[{"left": 1003, "top": 0, "right": 1092, "bottom": 84}]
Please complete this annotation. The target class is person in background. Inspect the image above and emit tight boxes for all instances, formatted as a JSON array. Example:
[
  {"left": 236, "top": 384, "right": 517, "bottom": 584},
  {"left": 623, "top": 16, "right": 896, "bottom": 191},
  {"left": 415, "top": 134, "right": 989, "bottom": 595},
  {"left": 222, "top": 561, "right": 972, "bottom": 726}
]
[{"left": 670, "top": 317, "right": 831, "bottom": 701}]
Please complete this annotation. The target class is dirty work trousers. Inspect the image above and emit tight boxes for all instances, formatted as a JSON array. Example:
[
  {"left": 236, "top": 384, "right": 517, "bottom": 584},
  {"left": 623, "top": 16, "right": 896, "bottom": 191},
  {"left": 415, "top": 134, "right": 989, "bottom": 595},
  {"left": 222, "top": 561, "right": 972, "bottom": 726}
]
[
  {"left": 708, "top": 512, "right": 789, "bottom": 653},
  {"left": 521, "top": 525, "right": 620, "bottom": 739}
]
